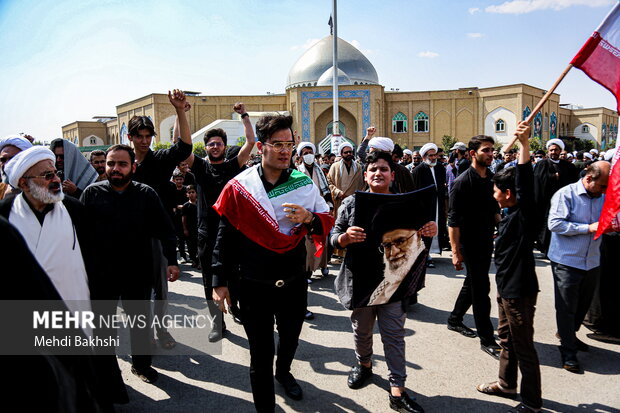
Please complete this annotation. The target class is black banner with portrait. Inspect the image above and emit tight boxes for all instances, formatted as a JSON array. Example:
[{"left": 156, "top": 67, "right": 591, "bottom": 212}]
[{"left": 349, "top": 186, "right": 435, "bottom": 308}]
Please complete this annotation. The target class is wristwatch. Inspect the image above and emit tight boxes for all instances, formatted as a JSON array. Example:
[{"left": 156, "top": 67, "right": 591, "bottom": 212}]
[{"left": 241, "top": 113, "right": 249, "bottom": 119}]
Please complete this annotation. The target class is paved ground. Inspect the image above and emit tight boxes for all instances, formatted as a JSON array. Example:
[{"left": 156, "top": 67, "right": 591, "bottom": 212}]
[{"left": 115, "top": 253, "right": 620, "bottom": 413}]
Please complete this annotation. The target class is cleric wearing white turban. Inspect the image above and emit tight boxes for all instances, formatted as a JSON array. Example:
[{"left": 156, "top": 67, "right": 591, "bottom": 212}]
[
  {"left": 338, "top": 142, "right": 354, "bottom": 155},
  {"left": 297, "top": 141, "right": 316, "bottom": 155},
  {"left": 4, "top": 146, "right": 56, "bottom": 189},
  {"left": 0, "top": 134, "right": 33, "bottom": 153},
  {"left": 368, "top": 137, "right": 394, "bottom": 153},
  {"left": 546, "top": 138, "right": 565, "bottom": 151},
  {"left": 419, "top": 143, "right": 438, "bottom": 158},
  {"left": 1, "top": 145, "right": 92, "bottom": 318}
]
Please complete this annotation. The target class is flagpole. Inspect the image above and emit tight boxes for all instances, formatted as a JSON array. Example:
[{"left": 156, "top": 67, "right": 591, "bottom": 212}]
[
  {"left": 502, "top": 63, "right": 573, "bottom": 152},
  {"left": 332, "top": 0, "right": 340, "bottom": 142}
]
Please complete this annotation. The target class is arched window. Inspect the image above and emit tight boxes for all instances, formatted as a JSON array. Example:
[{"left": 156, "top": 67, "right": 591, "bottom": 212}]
[
  {"left": 582, "top": 125, "right": 589, "bottom": 133},
  {"left": 414, "top": 112, "right": 429, "bottom": 133},
  {"left": 495, "top": 119, "right": 505, "bottom": 133},
  {"left": 90, "top": 137, "right": 96, "bottom": 145},
  {"left": 327, "top": 121, "right": 346, "bottom": 136},
  {"left": 392, "top": 112, "right": 408, "bottom": 133}
]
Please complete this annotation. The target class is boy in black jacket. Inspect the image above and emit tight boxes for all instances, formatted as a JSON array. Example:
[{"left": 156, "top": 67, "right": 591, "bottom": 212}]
[{"left": 476, "top": 121, "right": 541, "bottom": 413}]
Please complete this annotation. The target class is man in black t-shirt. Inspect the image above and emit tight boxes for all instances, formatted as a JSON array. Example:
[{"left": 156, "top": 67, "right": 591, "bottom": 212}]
[
  {"left": 182, "top": 185, "right": 199, "bottom": 267},
  {"left": 447, "top": 135, "right": 502, "bottom": 360},
  {"left": 171, "top": 172, "right": 189, "bottom": 262},
  {"left": 183, "top": 102, "right": 256, "bottom": 341},
  {"left": 127, "top": 89, "right": 192, "bottom": 350}
]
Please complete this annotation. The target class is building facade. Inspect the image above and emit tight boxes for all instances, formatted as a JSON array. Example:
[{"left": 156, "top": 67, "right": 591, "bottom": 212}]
[{"left": 63, "top": 35, "right": 619, "bottom": 152}]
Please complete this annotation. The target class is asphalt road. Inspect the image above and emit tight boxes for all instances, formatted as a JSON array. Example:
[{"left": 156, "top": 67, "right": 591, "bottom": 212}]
[{"left": 115, "top": 253, "right": 620, "bottom": 413}]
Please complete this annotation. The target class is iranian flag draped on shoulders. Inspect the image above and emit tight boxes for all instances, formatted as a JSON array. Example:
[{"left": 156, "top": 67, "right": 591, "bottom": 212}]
[
  {"left": 213, "top": 165, "right": 335, "bottom": 255},
  {"left": 570, "top": 1, "right": 620, "bottom": 238}
]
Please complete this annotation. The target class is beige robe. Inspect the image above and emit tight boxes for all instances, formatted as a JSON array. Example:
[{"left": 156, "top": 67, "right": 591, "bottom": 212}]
[
  {"left": 327, "top": 160, "right": 364, "bottom": 219},
  {"left": 298, "top": 163, "right": 331, "bottom": 272}
]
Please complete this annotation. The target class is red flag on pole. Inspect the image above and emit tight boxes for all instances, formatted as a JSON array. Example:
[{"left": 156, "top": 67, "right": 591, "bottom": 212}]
[
  {"left": 571, "top": 2, "right": 620, "bottom": 112},
  {"left": 595, "top": 138, "right": 620, "bottom": 239}
]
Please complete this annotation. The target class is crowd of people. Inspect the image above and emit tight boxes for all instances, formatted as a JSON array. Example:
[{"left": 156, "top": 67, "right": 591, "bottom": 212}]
[{"left": 0, "top": 90, "right": 617, "bottom": 413}]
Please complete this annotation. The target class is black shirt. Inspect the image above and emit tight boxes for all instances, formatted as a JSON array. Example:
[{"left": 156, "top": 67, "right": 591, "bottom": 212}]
[
  {"left": 448, "top": 166, "right": 499, "bottom": 244},
  {"left": 133, "top": 140, "right": 192, "bottom": 207},
  {"left": 182, "top": 201, "right": 198, "bottom": 234},
  {"left": 494, "top": 164, "right": 539, "bottom": 298},
  {"left": 192, "top": 155, "right": 242, "bottom": 235},
  {"left": 211, "top": 166, "right": 323, "bottom": 287},
  {"left": 80, "top": 181, "right": 178, "bottom": 273}
]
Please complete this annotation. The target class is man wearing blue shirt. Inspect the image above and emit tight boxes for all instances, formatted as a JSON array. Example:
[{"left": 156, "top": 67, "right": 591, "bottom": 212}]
[{"left": 548, "top": 161, "right": 610, "bottom": 373}]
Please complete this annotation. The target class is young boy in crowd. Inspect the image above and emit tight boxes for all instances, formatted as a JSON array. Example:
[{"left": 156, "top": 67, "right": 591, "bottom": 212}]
[
  {"left": 182, "top": 185, "right": 199, "bottom": 268},
  {"left": 476, "top": 121, "right": 542, "bottom": 413}
]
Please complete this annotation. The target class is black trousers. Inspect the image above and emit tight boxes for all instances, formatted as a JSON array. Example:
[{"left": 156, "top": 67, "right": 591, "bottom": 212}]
[
  {"left": 552, "top": 262, "right": 599, "bottom": 360},
  {"left": 448, "top": 241, "right": 495, "bottom": 345},
  {"left": 94, "top": 274, "right": 153, "bottom": 370},
  {"left": 239, "top": 277, "right": 307, "bottom": 413}
]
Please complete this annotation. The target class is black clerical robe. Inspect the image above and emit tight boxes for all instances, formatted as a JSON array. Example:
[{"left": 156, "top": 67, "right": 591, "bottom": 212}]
[
  {"left": 411, "top": 162, "right": 449, "bottom": 250},
  {"left": 533, "top": 158, "right": 579, "bottom": 254}
]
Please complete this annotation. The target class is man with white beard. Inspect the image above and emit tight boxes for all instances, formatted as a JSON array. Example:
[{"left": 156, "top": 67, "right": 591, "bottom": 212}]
[
  {"left": 367, "top": 227, "right": 426, "bottom": 306},
  {"left": 411, "top": 142, "right": 449, "bottom": 267},
  {"left": 0, "top": 145, "right": 129, "bottom": 406},
  {"left": 0, "top": 146, "right": 92, "bottom": 307}
]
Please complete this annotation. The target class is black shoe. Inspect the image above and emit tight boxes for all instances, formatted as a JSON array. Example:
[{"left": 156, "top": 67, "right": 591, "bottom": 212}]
[
  {"left": 305, "top": 311, "right": 315, "bottom": 320},
  {"left": 389, "top": 392, "right": 425, "bottom": 413},
  {"left": 562, "top": 357, "right": 581, "bottom": 373},
  {"left": 131, "top": 366, "right": 158, "bottom": 384},
  {"left": 447, "top": 322, "right": 477, "bottom": 338},
  {"left": 347, "top": 364, "right": 373, "bottom": 389},
  {"left": 275, "top": 372, "right": 303, "bottom": 400},
  {"left": 321, "top": 267, "right": 330, "bottom": 277},
  {"left": 426, "top": 260, "right": 435, "bottom": 268},
  {"left": 481, "top": 343, "right": 501, "bottom": 360},
  {"left": 208, "top": 321, "right": 227, "bottom": 342}
]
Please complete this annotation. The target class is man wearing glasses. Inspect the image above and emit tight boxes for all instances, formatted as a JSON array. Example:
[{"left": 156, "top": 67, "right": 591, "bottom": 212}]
[
  {"left": 183, "top": 102, "right": 255, "bottom": 342},
  {"left": 211, "top": 114, "right": 334, "bottom": 413},
  {"left": 1, "top": 146, "right": 93, "bottom": 322}
]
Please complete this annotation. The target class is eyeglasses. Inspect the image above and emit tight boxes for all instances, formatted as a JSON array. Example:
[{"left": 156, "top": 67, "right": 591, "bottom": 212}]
[
  {"left": 378, "top": 233, "right": 415, "bottom": 254},
  {"left": 206, "top": 141, "right": 224, "bottom": 148},
  {"left": 22, "top": 170, "right": 62, "bottom": 181},
  {"left": 264, "top": 141, "right": 295, "bottom": 152}
]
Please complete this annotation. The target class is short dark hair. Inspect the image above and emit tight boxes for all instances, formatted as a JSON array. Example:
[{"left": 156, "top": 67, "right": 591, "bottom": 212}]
[
  {"left": 534, "top": 149, "right": 545, "bottom": 156},
  {"left": 365, "top": 151, "right": 394, "bottom": 171},
  {"left": 106, "top": 144, "right": 135, "bottom": 164},
  {"left": 492, "top": 165, "right": 516, "bottom": 193},
  {"left": 468, "top": 135, "right": 495, "bottom": 152},
  {"left": 186, "top": 184, "right": 196, "bottom": 192},
  {"left": 50, "top": 138, "right": 64, "bottom": 151},
  {"left": 128, "top": 116, "right": 156, "bottom": 137},
  {"left": 255, "top": 115, "right": 294, "bottom": 143},
  {"left": 204, "top": 128, "right": 227, "bottom": 146},
  {"left": 89, "top": 150, "right": 106, "bottom": 161},
  {"left": 392, "top": 144, "right": 404, "bottom": 158},
  {"left": 173, "top": 171, "right": 184, "bottom": 179},
  {"left": 576, "top": 151, "right": 585, "bottom": 160}
]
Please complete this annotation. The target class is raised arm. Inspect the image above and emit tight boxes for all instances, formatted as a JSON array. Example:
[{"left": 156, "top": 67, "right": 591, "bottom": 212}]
[
  {"left": 233, "top": 102, "right": 256, "bottom": 167},
  {"left": 168, "top": 89, "right": 192, "bottom": 147}
]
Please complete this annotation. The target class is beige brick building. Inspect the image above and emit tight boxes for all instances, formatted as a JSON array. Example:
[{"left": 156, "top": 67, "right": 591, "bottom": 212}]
[{"left": 63, "top": 35, "right": 619, "bottom": 152}]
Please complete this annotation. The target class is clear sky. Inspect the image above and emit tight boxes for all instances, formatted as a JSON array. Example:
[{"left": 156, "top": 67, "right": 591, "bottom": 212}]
[{"left": 0, "top": 0, "right": 617, "bottom": 141}]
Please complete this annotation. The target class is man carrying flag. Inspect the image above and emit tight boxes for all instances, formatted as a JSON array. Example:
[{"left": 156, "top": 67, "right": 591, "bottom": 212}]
[{"left": 211, "top": 114, "right": 334, "bottom": 413}]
